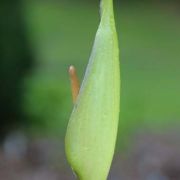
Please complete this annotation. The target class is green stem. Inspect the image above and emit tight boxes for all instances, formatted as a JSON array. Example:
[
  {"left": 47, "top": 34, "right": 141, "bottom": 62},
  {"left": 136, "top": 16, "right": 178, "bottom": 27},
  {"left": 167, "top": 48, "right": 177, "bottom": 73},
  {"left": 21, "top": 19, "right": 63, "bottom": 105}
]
[
  {"left": 65, "top": 0, "right": 120, "bottom": 179},
  {"left": 100, "top": 0, "right": 114, "bottom": 23}
]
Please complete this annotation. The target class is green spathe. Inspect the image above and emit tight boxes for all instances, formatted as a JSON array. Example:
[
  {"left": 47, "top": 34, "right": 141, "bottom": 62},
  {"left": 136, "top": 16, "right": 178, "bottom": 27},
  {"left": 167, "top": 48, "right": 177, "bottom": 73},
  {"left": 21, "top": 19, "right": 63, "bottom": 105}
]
[{"left": 65, "top": 0, "right": 120, "bottom": 179}]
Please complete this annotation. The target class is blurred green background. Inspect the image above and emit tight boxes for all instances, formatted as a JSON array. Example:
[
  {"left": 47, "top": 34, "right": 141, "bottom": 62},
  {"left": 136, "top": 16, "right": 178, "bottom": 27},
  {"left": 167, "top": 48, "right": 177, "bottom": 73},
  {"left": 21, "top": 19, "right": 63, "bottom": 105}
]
[{"left": 1, "top": 0, "right": 180, "bottom": 146}]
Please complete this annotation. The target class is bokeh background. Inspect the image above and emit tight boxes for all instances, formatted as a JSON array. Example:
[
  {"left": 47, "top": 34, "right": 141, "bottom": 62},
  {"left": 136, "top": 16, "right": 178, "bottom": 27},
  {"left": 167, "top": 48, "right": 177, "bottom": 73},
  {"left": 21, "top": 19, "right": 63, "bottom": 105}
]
[{"left": 0, "top": 0, "right": 180, "bottom": 179}]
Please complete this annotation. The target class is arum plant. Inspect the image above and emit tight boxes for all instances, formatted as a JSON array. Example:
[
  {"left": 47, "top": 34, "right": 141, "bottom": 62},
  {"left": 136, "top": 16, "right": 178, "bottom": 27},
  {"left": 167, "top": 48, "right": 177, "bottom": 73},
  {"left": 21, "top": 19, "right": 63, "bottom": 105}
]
[{"left": 65, "top": 0, "right": 120, "bottom": 179}]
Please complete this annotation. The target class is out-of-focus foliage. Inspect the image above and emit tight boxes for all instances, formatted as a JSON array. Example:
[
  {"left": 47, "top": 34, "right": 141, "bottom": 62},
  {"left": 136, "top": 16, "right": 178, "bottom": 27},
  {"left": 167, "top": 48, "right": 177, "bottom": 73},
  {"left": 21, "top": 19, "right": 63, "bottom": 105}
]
[
  {"left": 0, "top": 0, "right": 32, "bottom": 137},
  {"left": 0, "top": 0, "right": 180, "bottom": 146}
]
